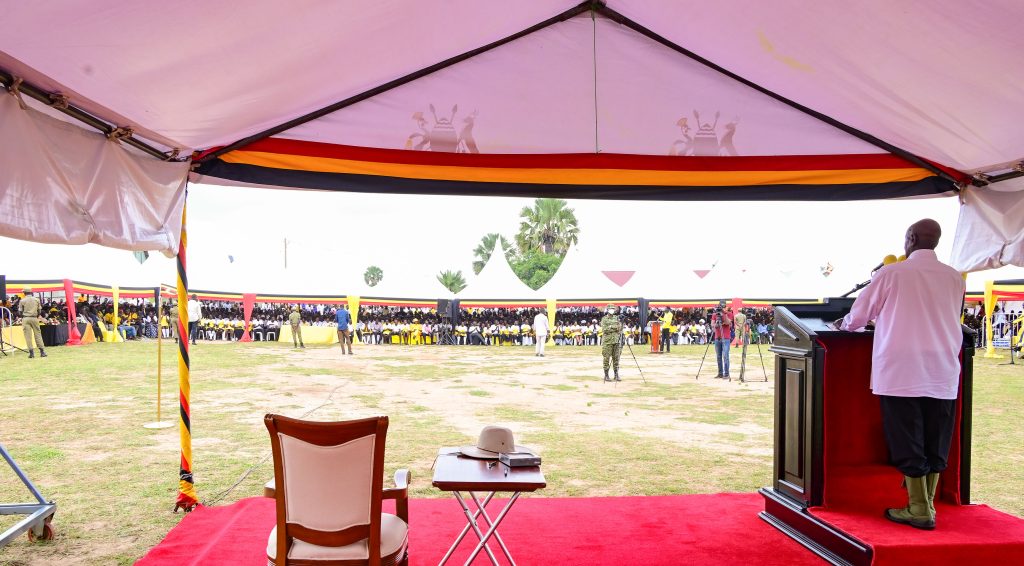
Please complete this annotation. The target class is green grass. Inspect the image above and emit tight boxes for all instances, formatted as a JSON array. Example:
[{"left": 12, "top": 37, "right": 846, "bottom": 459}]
[{"left": 0, "top": 340, "right": 1021, "bottom": 564}]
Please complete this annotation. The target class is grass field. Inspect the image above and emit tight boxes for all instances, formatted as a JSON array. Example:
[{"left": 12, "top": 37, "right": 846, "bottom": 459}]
[{"left": 0, "top": 340, "right": 1021, "bottom": 565}]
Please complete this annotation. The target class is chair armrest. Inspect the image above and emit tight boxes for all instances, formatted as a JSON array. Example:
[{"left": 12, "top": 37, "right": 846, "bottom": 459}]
[
  {"left": 382, "top": 469, "right": 410, "bottom": 497},
  {"left": 382, "top": 469, "right": 411, "bottom": 524}
]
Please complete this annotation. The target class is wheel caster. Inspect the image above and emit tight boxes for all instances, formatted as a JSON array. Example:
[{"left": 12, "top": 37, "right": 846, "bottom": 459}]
[{"left": 27, "top": 519, "right": 55, "bottom": 542}]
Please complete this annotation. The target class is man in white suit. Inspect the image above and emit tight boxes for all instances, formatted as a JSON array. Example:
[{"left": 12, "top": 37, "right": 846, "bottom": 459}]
[{"left": 533, "top": 310, "right": 550, "bottom": 357}]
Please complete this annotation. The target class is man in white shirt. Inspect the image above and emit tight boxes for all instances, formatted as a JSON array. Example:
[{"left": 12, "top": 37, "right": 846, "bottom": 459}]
[
  {"left": 187, "top": 294, "right": 202, "bottom": 345},
  {"left": 835, "top": 219, "right": 965, "bottom": 530},
  {"left": 533, "top": 310, "right": 550, "bottom": 357}
]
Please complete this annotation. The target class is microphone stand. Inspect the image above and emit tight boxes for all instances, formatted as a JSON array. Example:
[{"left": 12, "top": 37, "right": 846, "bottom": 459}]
[{"left": 841, "top": 279, "right": 871, "bottom": 298}]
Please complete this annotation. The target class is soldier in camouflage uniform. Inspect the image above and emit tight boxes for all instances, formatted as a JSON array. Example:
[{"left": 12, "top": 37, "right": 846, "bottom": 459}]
[
  {"left": 169, "top": 301, "right": 179, "bottom": 342},
  {"left": 600, "top": 303, "right": 623, "bottom": 382},
  {"left": 288, "top": 306, "right": 305, "bottom": 349},
  {"left": 18, "top": 288, "right": 47, "bottom": 358}
]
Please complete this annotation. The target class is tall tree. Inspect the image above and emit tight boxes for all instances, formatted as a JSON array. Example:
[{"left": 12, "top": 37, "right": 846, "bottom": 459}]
[
  {"left": 472, "top": 233, "right": 510, "bottom": 275},
  {"left": 516, "top": 198, "right": 580, "bottom": 255},
  {"left": 363, "top": 265, "right": 383, "bottom": 287},
  {"left": 437, "top": 270, "right": 467, "bottom": 294},
  {"left": 509, "top": 250, "right": 564, "bottom": 290}
]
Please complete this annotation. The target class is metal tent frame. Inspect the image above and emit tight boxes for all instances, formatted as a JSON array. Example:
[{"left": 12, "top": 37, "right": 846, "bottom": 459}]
[{"left": 0, "top": 442, "right": 56, "bottom": 547}]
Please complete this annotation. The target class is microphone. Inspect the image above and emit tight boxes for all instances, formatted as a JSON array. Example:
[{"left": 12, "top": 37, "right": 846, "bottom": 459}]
[{"left": 871, "top": 254, "right": 899, "bottom": 274}]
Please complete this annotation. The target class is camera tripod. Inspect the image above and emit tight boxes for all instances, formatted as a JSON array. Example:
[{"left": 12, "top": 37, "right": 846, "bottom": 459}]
[
  {"left": 436, "top": 319, "right": 457, "bottom": 345},
  {"left": 623, "top": 338, "right": 646, "bottom": 383},
  {"left": 695, "top": 327, "right": 769, "bottom": 382},
  {"left": 695, "top": 311, "right": 727, "bottom": 379},
  {"left": 737, "top": 334, "right": 768, "bottom": 382}
]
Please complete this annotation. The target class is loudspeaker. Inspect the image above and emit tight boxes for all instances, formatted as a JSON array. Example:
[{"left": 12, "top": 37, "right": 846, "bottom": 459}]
[
  {"left": 0, "top": 275, "right": 6, "bottom": 302},
  {"left": 437, "top": 299, "right": 460, "bottom": 324},
  {"left": 450, "top": 299, "right": 460, "bottom": 324},
  {"left": 637, "top": 298, "right": 649, "bottom": 331}
]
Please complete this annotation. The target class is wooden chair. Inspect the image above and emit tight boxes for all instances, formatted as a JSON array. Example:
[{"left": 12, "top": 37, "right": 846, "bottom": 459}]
[{"left": 264, "top": 414, "right": 410, "bottom": 566}]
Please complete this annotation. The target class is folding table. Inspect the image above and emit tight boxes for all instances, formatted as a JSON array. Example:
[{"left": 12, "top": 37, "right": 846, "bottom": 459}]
[{"left": 432, "top": 447, "right": 545, "bottom": 566}]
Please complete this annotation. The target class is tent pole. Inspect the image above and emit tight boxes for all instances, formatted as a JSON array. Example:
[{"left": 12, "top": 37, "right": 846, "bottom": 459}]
[
  {"left": 0, "top": 70, "right": 178, "bottom": 161},
  {"left": 195, "top": 1, "right": 595, "bottom": 163},
  {"left": 173, "top": 196, "right": 198, "bottom": 512},
  {"left": 594, "top": 5, "right": 963, "bottom": 187}
]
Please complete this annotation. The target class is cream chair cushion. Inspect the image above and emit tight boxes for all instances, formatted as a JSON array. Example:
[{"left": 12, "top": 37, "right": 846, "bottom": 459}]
[
  {"left": 266, "top": 513, "right": 408, "bottom": 561},
  {"left": 279, "top": 434, "right": 374, "bottom": 532}
]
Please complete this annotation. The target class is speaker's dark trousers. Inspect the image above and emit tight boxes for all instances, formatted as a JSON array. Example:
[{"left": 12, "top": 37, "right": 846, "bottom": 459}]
[
  {"left": 188, "top": 321, "right": 198, "bottom": 344},
  {"left": 660, "top": 328, "right": 671, "bottom": 352},
  {"left": 880, "top": 395, "right": 956, "bottom": 478}
]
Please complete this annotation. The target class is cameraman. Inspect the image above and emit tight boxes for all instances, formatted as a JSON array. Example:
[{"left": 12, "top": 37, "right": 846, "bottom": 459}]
[{"left": 711, "top": 300, "right": 734, "bottom": 378}]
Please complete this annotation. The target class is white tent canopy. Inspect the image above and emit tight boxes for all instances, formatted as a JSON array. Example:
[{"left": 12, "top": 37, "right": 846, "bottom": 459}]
[
  {"left": 537, "top": 244, "right": 635, "bottom": 299},
  {"left": 1, "top": 1, "right": 1023, "bottom": 269}
]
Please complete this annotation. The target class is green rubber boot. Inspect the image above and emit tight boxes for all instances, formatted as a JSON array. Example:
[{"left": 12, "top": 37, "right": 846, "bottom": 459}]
[
  {"left": 926, "top": 472, "right": 941, "bottom": 519},
  {"left": 885, "top": 475, "right": 935, "bottom": 530}
]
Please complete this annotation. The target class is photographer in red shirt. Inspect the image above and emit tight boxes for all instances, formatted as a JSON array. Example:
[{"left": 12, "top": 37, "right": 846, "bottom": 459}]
[{"left": 711, "top": 300, "right": 734, "bottom": 378}]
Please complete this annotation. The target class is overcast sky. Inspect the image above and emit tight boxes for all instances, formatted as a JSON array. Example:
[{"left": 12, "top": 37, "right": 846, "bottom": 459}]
[{"left": 3, "top": 183, "right": 1023, "bottom": 297}]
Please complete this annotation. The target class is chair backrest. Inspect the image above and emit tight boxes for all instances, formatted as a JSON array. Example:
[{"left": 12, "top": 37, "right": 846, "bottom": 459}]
[{"left": 265, "top": 414, "right": 388, "bottom": 565}]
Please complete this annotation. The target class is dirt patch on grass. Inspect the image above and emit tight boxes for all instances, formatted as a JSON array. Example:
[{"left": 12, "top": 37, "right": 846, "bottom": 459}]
[{"left": 246, "top": 345, "right": 775, "bottom": 457}]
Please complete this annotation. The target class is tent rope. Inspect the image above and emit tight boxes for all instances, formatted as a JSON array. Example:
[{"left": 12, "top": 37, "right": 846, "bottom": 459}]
[
  {"left": 106, "top": 127, "right": 134, "bottom": 142},
  {"left": 48, "top": 93, "right": 70, "bottom": 110},
  {"left": 8, "top": 77, "right": 27, "bottom": 110},
  {"left": 201, "top": 379, "right": 350, "bottom": 507}
]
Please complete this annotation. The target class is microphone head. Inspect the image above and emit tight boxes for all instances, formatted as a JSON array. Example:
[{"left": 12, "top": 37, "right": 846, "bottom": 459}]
[
  {"left": 897, "top": 255, "right": 907, "bottom": 262},
  {"left": 882, "top": 254, "right": 898, "bottom": 266}
]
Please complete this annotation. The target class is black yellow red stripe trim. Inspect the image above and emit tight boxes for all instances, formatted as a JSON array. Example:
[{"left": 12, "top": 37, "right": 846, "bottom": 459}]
[
  {"left": 461, "top": 300, "right": 547, "bottom": 308},
  {"left": 195, "top": 139, "right": 956, "bottom": 201}
]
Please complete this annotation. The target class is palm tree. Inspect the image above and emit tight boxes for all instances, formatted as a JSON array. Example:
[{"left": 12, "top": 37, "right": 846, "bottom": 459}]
[
  {"left": 516, "top": 198, "right": 579, "bottom": 255},
  {"left": 472, "top": 233, "right": 510, "bottom": 274},
  {"left": 437, "top": 270, "right": 467, "bottom": 294},
  {"left": 363, "top": 265, "right": 383, "bottom": 287}
]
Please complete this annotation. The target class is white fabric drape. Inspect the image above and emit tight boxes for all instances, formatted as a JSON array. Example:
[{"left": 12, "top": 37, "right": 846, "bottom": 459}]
[
  {"left": 0, "top": 94, "right": 188, "bottom": 256},
  {"left": 950, "top": 179, "right": 1024, "bottom": 272}
]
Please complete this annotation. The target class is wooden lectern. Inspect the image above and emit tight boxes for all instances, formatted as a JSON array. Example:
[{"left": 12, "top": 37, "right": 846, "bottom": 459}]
[
  {"left": 759, "top": 299, "right": 974, "bottom": 566},
  {"left": 649, "top": 321, "right": 662, "bottom": 353}
]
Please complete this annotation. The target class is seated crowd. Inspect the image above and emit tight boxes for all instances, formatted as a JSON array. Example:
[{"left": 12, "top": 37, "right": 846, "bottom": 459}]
[
  {"left": 4, "top": 294, "right": 1004, "bottom": 348},
  {"left": 353, "top": 305, "right": 777, "bottom": 347}
]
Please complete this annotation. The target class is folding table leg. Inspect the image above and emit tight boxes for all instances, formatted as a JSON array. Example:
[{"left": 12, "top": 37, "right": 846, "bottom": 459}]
[
  {"left": 437, "top": 491, "right": 501, "bottom": 566},
  {"left": 464, "top": 492, "right": 521, "bottom": 566},
  {"left": 468, "top": 491, "right": 516, "bottom": 565},
  {"left": 437, "top": 492, "right": 498, "bottom": 565}
]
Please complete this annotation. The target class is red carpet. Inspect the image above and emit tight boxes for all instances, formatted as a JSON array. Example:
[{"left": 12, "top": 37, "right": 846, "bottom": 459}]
[
  {"left": 797, "top": 338, "right": 1024, "bottom": 564},
  {"left": 812, "top": 503, "right": 1024, "bottom": 564},
  {"left": 136, "top": 493, "right": 827, "bottom": 565}
]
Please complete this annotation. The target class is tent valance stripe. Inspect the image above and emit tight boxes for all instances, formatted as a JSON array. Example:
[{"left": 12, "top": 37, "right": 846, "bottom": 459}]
[
  {"left": 206, "top": 139, "right": 933, "bottom": 172},
  {"left": 196, "top": 139, "right": 954, "bottom": 200},
  {"left": 196, "top": 159, "right": 951, "bottom": 201}
]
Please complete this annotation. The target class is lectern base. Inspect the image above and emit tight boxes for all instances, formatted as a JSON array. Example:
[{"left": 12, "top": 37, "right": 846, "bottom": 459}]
[{"left": 759, "top": 488, "right": 871, "bottom": 566}]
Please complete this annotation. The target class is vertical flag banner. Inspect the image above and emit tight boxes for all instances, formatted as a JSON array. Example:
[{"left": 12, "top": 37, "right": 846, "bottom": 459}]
[
  {"left": 112, "top": 286, "right": 123, "bottom": 342},
  {"left": 983, "top": 280, "right": 1000, "bottom": 358},
  {"left": 174, "top": 201, "right": 198, "bottom": 512},
  {"left": 240, "top": 293, "right": 256, "bottom": 342},
  {"left": 347, "top": 295, "right": 361, "bottom": 344},
  {"left": 62, "top": 279, "right": 81, "bottom": 345},
  {"left": 546, "top": 298, "right": 557, "bottom": 344}
]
